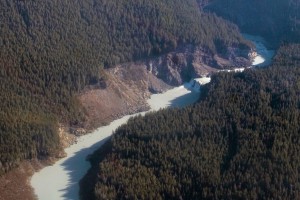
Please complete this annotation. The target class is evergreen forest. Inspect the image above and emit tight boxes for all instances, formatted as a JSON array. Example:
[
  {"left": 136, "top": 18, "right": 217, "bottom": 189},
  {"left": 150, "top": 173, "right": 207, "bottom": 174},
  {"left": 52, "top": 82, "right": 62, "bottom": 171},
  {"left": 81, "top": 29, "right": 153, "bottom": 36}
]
[
  {"left": 82, "top": 44, "right": 300, "bottom": 199},
  {"left": 207, "top": 0, "right": 300, "bottom": 46},
  {"left": 0, "top": 0, "right": 250, "bottom": 174}
]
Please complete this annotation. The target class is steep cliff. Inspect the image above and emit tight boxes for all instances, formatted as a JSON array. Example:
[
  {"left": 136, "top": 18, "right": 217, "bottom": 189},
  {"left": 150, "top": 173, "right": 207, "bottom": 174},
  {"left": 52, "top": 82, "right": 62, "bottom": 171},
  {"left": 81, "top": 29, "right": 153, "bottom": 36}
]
[
  {"left": 147, "top": 44, "right": 251, "bottom": 85},
  {"left": 78, "top": 64, "right": 171, "bottom": 130}
]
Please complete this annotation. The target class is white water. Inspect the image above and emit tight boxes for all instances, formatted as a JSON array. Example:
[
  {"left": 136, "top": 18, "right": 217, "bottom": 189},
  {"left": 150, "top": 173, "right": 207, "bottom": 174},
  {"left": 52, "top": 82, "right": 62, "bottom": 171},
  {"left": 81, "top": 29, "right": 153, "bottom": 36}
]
[{"left": 31, "top": 34, "right": 273, "bottom": 200}]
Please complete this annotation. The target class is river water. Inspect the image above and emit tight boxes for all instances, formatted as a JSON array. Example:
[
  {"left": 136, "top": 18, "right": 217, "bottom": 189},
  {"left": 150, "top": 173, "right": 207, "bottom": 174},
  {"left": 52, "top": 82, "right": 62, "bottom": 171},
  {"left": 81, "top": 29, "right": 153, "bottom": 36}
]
[
  {"left": 30, "top": 80, "right": 205, "bottom": 200},
  {"left": 243, "top": 33, "right": 275, "bottom": 66},
  {"left": 30, "top": 35, "right": 274, "bottom": 200}
]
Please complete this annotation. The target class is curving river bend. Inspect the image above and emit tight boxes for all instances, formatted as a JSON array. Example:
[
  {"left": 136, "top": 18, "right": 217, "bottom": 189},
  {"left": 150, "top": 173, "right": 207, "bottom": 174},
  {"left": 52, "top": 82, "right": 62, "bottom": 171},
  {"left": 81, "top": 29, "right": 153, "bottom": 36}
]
[{"left": 30, "top": 35, "right": 274, "bottom": 200}]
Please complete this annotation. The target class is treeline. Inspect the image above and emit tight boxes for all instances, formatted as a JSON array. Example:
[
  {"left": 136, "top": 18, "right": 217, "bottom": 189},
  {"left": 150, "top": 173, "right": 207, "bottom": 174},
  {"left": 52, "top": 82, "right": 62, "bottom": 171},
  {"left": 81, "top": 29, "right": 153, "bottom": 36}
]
[
  {"left": 206, "top": 0, "right": 300, "bottom": 46},
  {"left": 0, "top": 0, "right": 251, "bottom": 174},
  {"left": 82, "top": 44, "right": 300, "bottom": 199}
]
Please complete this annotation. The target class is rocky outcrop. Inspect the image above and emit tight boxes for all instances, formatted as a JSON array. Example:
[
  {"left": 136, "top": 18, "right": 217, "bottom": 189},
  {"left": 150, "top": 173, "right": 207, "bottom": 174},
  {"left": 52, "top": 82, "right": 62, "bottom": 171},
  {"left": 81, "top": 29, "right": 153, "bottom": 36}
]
[
  {"left": 58, "top": 124, "right": 78, "bottom": 148},
  {"left": 78, "top": 44, "right": 252, "bottom": 131},
  {"left": 78, "top": 64, "right": 172, "bottom": 130},
  {"left": 147, "top": 45, "right": 251, "bottom": 86}
]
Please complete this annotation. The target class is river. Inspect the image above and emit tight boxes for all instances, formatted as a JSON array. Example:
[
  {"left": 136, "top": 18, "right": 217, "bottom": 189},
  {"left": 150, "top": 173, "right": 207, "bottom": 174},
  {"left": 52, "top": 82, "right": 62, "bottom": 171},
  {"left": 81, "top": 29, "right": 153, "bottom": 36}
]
[
  {"left": 30, "top": 80, "right": 206, "bottom": 200},
  {"left": 243, "top": 33, "right": 275, "bottom": 67},
  {"left": 30, "top": 35, "right": 274, "bottom": 200}
]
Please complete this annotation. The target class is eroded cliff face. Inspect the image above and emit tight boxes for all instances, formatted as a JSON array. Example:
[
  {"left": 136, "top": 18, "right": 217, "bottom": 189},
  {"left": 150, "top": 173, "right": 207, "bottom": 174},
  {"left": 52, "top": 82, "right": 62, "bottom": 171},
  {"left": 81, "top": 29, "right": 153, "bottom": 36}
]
[
  {"left": 147, "top": 45, "right": 251, "bottom": 85},
  {"left": 78, "top": 64, "right": 172, "bottom": 130},
  {"left": 78, "top": 44, "right": 251, "bottom": 130}
]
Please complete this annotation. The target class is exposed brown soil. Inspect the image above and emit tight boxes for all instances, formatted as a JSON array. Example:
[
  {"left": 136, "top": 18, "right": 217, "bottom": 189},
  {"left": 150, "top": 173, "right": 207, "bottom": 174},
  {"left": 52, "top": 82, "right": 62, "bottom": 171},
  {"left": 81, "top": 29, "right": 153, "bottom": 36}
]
[
  {"left": 0, "top": 124, "right": 82, "bottom": 200},
  {"left": 58, "top": 124, "right": 78, "bottom": 148},
  {"left": 79, "top": 64, "right": 172, "bottom": 130},
  {"left": 0, "top": 160, "right": 42, "bottom": 200}
]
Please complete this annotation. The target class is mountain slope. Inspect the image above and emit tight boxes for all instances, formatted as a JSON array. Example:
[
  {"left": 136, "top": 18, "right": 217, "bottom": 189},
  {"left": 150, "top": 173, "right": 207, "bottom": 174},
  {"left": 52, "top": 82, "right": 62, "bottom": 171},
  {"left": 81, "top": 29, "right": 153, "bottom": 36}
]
[
  {"left": 206, "top": 0, "right": 300, "bottom": 46},
  {"left": 0, "top": 0, "right": 251, "bottom": 175},
  {"left": 82, "top": 44, "right": 300, "bottom": 199}
]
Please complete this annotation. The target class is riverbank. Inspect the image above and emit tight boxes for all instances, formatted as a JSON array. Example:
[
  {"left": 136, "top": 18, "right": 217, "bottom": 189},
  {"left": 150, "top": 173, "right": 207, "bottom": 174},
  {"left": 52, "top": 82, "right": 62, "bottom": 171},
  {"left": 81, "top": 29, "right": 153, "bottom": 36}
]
[
  {"left": 82, "top": 43, "right": 300, "bottom": 200},
  {"left": 30, "top": 34, "right": 274, "bottom": 200},
  {"left": 243, "top": 34, "right": 275, "bottom": 66},
  {"left": 30, "top": 81, "right": 202, "bottom": 200}
]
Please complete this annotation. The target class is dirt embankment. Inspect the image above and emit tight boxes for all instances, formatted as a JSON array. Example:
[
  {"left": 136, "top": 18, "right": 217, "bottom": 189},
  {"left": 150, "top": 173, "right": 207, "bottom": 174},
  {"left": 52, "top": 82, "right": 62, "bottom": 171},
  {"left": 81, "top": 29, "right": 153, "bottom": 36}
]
[
  {"left": 78, "top": 63, "right": 172, "bottom": 130},
  {"left": 0, "top": 124, "right": 79, "bottom": 200},
  {"left": 79, "top": 44, "right": 251, "bottom": 131},
  {"left": 0, "top": 160, "right": 43, "bottom": 200}
]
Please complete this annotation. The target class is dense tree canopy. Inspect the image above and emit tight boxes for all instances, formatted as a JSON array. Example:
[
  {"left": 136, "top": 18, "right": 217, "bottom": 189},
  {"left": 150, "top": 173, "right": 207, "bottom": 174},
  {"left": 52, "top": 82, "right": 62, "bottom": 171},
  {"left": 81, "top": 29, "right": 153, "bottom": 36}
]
[
  {"left": 0, "top": 0, "right": 250, "bottom": 174},
  {"left": 206, "top": 0, "right": 300, "bottom": 46},
  {"left": 82, "top": 44, "right": 300, "bottom": 199}
]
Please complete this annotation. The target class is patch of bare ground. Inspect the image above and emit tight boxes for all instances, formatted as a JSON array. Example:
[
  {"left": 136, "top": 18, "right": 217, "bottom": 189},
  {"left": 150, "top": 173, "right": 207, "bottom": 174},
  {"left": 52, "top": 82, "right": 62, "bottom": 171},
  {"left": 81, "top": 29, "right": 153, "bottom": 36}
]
[
  {"left": 58, "top": 124, "right": 78, "bottom": 148},
  {"left": 0, "top": 160, "right": 42, "bottom": 200},
  {"left": 79, "top": 64, "right": 172, "bottom": 130},
  {"left": 0, "top": 124, "right": 81, "bottom": 200}
]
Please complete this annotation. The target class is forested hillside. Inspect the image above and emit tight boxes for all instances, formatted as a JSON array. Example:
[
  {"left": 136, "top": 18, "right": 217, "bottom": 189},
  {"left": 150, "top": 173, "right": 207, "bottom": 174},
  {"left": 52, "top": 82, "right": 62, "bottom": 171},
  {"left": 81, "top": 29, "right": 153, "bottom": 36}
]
[
  {"left": 0, "top": 0, "right": 251, "bottom": 174},
  {"left": 206, "top": 0, "right": 300, "bottom": 46},
  {"left": 82, "top": 45, "right": 300, "bottom": 199}
]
